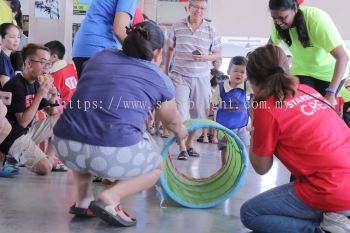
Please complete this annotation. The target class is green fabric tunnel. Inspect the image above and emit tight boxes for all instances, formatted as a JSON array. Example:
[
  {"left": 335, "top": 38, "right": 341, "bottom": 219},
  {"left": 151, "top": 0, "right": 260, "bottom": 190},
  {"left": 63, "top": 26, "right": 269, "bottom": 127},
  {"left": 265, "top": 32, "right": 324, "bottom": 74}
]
[{"left": 159, "top": 119, "right": 248, "bottom": 209}]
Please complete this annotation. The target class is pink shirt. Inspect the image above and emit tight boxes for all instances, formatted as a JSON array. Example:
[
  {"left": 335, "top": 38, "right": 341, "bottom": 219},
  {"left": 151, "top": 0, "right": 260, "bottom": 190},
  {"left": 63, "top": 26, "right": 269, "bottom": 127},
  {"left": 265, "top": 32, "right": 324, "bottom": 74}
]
[{"left": 132, "top": 8, "right": 144, "bottom": 26}]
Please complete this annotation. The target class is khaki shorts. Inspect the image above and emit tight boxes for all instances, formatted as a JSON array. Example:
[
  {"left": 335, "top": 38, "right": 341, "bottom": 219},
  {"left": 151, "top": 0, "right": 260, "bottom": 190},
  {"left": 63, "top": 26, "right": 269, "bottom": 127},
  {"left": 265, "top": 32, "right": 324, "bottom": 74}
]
[
  {"left": 8, "top": 116, "right": 56, "bottom": 168},
  {"left": 170, "top": 72, "right": 211, "bottom": 121}
]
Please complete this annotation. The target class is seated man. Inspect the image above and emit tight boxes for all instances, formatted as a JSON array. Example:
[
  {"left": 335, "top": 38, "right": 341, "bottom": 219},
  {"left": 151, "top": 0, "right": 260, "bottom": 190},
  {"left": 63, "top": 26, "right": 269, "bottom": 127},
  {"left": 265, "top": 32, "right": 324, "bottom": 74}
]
[{"left": 0, "top": 43, "right": 61, "bottom": 176}]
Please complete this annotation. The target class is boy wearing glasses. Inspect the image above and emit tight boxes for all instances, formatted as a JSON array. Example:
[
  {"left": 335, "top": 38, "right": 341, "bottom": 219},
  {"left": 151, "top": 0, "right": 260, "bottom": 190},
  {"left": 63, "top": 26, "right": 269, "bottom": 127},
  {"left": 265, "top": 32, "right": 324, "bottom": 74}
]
[{"left": 0, "top": 43, "right": 61, "bottom": 176}]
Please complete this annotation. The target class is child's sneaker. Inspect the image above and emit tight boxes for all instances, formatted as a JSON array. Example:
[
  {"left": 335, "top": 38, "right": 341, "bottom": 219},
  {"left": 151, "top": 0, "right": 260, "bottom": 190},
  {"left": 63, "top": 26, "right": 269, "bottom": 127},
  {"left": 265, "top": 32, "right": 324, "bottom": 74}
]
[
  {"left": 203, "top": 136, "right": 209, "bottom": 143},
  {"left": 320, "top": 212, "right": 350, "bottom": 233},
  {"left": 196, "top": 135, "right": 204, "bottom": 143},
  {"left": 211, "top": 137, "right": 218, "bottom": 144}
]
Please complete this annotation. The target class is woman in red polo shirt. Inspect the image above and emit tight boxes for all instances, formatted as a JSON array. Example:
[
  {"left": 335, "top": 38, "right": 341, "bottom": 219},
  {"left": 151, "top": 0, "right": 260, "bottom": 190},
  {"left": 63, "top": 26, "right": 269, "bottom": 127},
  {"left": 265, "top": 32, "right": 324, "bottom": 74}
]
[{"left": 240, "top": 44, "right": 350, "bottom": 233}]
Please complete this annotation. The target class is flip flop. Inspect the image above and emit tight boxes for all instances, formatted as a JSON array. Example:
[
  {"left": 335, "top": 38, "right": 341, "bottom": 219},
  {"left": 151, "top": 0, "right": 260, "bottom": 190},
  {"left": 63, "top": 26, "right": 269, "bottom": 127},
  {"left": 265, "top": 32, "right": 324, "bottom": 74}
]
[
  {"left": 52, "top": 163, "right": 68, "bottom": 172},
  {"left": 89, "top": 201, "right": 137, "bottom": 227},
  {"left": 69, "top": 204, "right": 95, "bottom": 217}
]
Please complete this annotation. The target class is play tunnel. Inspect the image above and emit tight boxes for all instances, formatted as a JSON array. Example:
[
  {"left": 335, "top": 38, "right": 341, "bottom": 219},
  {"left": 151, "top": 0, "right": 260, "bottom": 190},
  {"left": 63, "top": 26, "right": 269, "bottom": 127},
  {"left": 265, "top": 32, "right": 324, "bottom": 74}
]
[{"left": 159, "top": 119, "right": 248, "bottom": 209}]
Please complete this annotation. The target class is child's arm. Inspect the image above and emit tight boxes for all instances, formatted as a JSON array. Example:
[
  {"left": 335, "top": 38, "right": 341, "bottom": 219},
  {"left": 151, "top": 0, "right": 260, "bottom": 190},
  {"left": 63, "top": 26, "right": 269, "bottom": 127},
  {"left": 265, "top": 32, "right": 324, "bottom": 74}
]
[
  {"left": 209, "top": 85, "right": 221, "bottom": 119},
  {"left": 208, "top": 102, "right": 215, "bottom": 120}
]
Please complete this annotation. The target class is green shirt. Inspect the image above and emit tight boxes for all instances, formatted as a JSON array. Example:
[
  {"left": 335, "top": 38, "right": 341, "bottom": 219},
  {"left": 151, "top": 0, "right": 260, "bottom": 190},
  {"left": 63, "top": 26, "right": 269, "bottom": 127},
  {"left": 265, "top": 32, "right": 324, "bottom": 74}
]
[
  {"left": 271, "top": 6, "right": 348, "bottom": 82},
  {"left": 0, "top": 0, "right": 13, "bottom": 25}
]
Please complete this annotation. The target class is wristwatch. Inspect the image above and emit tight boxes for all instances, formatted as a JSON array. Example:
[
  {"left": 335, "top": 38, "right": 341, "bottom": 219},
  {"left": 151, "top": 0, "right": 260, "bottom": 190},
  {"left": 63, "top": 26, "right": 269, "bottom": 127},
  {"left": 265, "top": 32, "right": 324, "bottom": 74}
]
[{"left": 325, "top": 87, "right": 336, "bottom": 94}]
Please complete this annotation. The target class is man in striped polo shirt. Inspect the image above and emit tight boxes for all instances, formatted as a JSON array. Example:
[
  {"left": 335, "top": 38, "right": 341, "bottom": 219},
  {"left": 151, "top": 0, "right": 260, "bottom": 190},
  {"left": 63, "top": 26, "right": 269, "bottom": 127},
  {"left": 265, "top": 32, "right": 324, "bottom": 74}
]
[{"left": 164, "top": 0, "right": 222, "bottom": 160}]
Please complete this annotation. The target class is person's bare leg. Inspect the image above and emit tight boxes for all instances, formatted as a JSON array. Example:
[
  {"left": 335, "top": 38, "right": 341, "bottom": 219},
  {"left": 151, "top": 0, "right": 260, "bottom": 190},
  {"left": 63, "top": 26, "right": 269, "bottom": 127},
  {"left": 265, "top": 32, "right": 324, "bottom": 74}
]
[
  {"left": 202, "top": 128, "right": 209, "bottom": 142},
  {"left": 221, "top": 147, "right": 228, "bottom": 167},
  {"left": 45, "top": 138, "right": 55, "bottom": 164},
  {"left": 162, "top": 127, "right": 169, "bottom": 137},
  {"left": 98, "top": 161, "right": 163, "bottom": 221},
  {"left": 32, "top": 158, "right": 53, "bottom": 175},
  {"left": 211, "top": 129, "right": 218, "bottom": 143},
  {"left": 185, "top": 131, "right": 197, "bottom": 149},
  {"left": 73, "top": 171, "right": 94, "bottom": 208}
]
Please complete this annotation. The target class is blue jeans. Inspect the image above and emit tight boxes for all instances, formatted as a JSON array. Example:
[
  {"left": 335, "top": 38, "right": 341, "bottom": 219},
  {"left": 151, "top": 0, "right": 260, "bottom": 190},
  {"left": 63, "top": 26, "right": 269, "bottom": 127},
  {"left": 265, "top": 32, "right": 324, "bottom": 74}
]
[{"left": 240, "top": 183, "right": 324, "bottom": 233}]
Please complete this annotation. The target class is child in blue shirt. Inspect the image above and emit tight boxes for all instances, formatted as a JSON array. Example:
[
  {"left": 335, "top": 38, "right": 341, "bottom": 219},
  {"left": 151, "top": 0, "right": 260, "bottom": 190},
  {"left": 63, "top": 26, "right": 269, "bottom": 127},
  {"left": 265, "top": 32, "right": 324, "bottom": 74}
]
[{"left": 209, "top": 56, "right": 252, "bottom": 165}]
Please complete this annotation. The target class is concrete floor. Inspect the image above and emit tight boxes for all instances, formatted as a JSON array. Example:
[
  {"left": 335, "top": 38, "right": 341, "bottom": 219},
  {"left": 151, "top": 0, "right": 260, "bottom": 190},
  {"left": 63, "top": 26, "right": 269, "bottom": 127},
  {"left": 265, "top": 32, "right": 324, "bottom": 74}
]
[{"left": 0, "top": 134, "right": 290, "bottom": 233}]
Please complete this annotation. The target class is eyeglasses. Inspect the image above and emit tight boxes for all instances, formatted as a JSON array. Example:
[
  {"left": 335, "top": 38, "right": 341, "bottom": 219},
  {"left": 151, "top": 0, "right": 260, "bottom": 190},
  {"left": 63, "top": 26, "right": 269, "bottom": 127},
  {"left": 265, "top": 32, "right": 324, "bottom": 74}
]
[
  {"left": 30, "top": 59, "right": 53, "bottom": 67},
  {"left": 190, "top": 4, "right": 207, "bottom": 11}
]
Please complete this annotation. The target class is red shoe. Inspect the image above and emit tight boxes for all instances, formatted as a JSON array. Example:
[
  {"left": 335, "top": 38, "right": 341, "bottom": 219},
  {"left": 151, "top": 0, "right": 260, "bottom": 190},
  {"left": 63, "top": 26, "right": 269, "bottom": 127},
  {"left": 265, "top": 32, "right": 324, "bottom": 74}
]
[{"left": 69, "top": 203, "right": 95, "bottom": 217}]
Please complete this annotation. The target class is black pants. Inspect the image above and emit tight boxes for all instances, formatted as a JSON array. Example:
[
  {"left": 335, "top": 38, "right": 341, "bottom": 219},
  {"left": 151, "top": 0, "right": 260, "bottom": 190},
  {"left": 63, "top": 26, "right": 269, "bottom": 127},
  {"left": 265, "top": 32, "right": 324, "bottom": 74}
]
[
  {"left": 72, "top": 57, "right": 90, "bottom": 79},
  {"left": 343, "top": 102, "right": 350, "bottom": 128},
  {"left": 297, "top": 75, "right": 344, "bottom": 96}
]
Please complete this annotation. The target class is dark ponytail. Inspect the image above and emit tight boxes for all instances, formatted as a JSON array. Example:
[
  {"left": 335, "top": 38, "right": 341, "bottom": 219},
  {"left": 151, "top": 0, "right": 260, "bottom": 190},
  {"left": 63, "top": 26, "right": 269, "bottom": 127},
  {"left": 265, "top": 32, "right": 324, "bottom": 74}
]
[
  {"left": 9, "top": 0, "right": 23, "bottom": 29},
  {"left": 269, "top": 0, "right": 311, "bottom": 48},
  {"left": 122, "top": 22, "right": 165, "bottom": 61},
  {"left": 246, "top": 45, "right": 297, "bottom": 102},
  {"left": 122, "top": 27, "right": 154, "bottom": 61}
]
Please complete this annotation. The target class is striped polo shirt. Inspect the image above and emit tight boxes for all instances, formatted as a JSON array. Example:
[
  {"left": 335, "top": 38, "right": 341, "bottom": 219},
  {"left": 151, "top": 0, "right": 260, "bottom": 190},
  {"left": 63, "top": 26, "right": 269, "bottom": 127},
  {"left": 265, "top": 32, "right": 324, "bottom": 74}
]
[{"left": 167, "top": 18, "right": 222, "bottom": 78}]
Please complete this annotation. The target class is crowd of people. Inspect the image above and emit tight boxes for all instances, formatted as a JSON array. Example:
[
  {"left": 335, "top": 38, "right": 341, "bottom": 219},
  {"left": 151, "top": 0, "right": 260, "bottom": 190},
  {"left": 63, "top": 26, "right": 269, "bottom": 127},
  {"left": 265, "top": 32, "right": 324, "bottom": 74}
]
[{"left": 1, "top": 0, "right": 350, "bottom": 232}]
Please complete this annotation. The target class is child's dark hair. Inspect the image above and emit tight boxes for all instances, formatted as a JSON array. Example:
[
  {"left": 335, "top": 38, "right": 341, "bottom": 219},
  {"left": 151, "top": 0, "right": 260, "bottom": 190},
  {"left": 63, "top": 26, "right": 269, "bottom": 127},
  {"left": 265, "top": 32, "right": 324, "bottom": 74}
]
[
  {"left": 122, "top": 21, "right": 164, "bottom": 61},
  {"left": 246, "top": 44, "right": 297, "bottom": 102},
  {"left": 10, "top": 51, "right": 23, "bottom": 72},
  {"left": 269, "top": 0, "right": 310, "bottom": 48},
  {"left": 0, "top": 23, "right": 19, "bottom": 39},
  {"left": 228, "top": 56, "right": 247, "bottom": 71},
  {"left": 44, "top": 40, "right": 65, "bottom": 59}
]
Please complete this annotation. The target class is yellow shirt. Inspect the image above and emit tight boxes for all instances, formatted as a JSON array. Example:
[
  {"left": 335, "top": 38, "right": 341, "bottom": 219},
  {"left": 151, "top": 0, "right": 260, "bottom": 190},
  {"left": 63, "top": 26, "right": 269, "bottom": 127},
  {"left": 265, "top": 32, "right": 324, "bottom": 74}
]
[{"left": 0, "top": 0, "right": 13, "bottom": 25}]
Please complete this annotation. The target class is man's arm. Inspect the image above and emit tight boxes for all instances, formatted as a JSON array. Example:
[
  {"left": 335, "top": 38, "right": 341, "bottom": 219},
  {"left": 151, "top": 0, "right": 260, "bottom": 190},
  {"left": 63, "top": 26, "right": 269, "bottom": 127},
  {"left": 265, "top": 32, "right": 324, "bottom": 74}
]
[{"left": 163, "top": 47, "right": 174, "bottom": 75}]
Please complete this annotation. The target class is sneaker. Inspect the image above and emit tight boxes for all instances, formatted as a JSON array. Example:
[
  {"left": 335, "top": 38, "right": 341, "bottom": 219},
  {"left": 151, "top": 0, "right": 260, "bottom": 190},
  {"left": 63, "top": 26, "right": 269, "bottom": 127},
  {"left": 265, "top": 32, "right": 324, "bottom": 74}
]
[
  {"left": 0, "top": 163, "right": 19, "bottom": 177},
  {"left": 203, "top": 136, "right": 209, "bottom": 143},
  {"left": 320, "top": 212, "right": 350, "bottom": 233},
  {"left": 177, "top": 151, "right": 188, "bottom": 160},
  {"left": 147, "top": 126, "right": 156, "bottom": 135},
  {"left": 187, "top": 148, "right": 200, "bottom": 157},
  {"left": 211, "top": 137, "right": 219, "bottom": 144},
  {"left": 92, "top": 176, "right": 102, "bottom": 182},
  {"left": 196, "top": 135, "right": 204, "bottom": 143}
]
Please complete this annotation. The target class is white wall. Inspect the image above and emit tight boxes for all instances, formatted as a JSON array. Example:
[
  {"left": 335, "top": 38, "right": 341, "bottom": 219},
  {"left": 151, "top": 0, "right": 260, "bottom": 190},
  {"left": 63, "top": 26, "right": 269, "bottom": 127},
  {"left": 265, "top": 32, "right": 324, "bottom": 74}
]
[
  {"left": 28, "top": 0, "right": 73, "bottom": 61},
  {"left": 210, "top": 0, "right": 350, "bottom": 39},
  {"left": 21, "top": 0, "right": 350, "bottom": 61},
  {"left": 19, "top": 0, "right": 28, "bottom": 15},
  {"left": 142, "top": 0, "right": 350, "bottom": 39}
]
